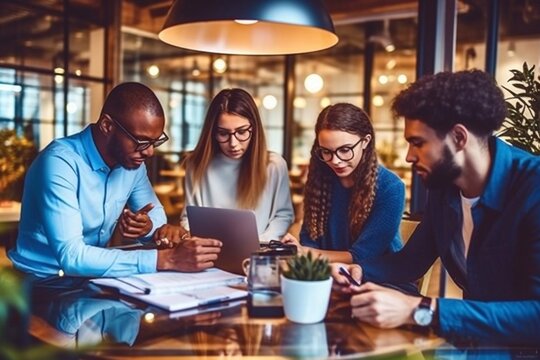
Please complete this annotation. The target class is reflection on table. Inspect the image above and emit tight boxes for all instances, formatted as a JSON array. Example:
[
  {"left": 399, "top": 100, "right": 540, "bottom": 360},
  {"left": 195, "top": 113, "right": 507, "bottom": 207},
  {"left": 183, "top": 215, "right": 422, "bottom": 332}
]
[
  {"left": 28, "top": 280, "right": 534, "bottom": 359},
  {"left": 28, "top": 279, "right": 440, "bottom": 358}
]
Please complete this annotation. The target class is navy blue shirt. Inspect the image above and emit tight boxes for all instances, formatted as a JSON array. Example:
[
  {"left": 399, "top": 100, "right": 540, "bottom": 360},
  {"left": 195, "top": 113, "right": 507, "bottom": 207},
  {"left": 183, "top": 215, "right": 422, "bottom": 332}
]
[
  {"left": 300, "top": 165, "right": 405, "bottom": 263},
  {"left": 362, "top": 138, "right": 540, "bottom": 345}
]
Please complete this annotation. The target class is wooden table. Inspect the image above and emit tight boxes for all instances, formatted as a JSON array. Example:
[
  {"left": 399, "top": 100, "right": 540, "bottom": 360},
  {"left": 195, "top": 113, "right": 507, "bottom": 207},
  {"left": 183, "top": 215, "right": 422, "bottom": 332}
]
[{"left": 27, "top": 284, "right": 448, "bottom": 359}]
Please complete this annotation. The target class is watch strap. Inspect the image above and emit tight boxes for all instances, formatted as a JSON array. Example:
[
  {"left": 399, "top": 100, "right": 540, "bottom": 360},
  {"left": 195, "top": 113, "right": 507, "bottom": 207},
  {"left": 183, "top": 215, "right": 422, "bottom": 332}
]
[{"left": 419, "top": 296, "right": 432, "bottom": 310}]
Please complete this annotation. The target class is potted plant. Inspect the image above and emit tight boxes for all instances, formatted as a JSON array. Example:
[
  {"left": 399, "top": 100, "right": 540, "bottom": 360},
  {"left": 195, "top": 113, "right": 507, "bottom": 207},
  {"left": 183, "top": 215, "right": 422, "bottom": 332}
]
[
  {"left": 0, "top": 129, "right": 37, "bottom": 203},
  {"left": 280, "top": 251, "right": 332, "bottom": 324},
  {"left": 497, "top": 62, "right": 540, "bottom": 155}
]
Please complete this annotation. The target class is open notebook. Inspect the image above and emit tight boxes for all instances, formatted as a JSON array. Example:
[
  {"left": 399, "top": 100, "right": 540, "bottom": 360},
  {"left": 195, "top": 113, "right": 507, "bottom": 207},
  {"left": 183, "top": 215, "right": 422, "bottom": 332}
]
[{"left": 91, "top": 268, "right": 248, "bottom": 312}]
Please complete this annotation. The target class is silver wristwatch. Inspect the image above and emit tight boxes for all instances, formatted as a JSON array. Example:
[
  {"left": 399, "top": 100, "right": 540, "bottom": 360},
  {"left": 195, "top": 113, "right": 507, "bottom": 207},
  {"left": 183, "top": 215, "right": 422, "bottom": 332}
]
[{"left": 413, "top": 296, "right": 434, "bottom": 326}]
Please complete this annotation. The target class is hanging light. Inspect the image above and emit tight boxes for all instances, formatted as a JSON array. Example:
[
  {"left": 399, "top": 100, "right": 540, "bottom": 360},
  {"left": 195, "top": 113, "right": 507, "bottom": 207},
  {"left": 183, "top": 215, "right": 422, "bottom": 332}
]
[
  {"left": 507, "top": 41, "right": 516, "bottom": 57},
  {"left": 304, "top": 73, "right": 324, "bottom": 94},
  {"left": 213, "top": 58, "right": 227, "bottom": 73},
  {"left": 159, "top": 0, "right": 338, "bottom": 55},
  {"left": 369, "top": 19, "right": 395, "bottom": 53},
  {"left": 191, "top": 59, "right": 201, "bottom": 77}
]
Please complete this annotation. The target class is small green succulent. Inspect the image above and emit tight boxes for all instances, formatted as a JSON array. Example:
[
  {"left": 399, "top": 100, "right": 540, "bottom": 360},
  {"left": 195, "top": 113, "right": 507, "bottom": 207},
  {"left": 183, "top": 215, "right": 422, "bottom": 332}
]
[{"left": 282, "top": 251, "right": 331, "bottom": 281}]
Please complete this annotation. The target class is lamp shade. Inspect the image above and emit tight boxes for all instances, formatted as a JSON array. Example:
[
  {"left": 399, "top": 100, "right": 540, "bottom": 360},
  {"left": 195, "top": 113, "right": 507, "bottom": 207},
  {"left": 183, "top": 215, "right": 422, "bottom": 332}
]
[{"left": 159, "top": 0, "right": 338, "bottom": 55}]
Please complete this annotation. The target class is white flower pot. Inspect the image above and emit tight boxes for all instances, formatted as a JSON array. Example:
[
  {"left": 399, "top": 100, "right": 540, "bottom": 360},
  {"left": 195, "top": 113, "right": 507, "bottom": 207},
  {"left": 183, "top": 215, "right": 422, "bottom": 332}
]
[{"left": 280, "top": 275, "right": 333, "bottom": 324}]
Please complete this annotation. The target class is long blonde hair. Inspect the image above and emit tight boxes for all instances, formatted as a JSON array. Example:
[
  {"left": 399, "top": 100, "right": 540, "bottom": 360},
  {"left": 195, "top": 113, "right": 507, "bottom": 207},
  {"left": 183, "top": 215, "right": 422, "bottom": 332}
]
[
  {"left": 303, "top": 103, "right": 378, "bottom": 242},
  {"left": 184, "top": 88, "right": 268, "bottom": 208}
]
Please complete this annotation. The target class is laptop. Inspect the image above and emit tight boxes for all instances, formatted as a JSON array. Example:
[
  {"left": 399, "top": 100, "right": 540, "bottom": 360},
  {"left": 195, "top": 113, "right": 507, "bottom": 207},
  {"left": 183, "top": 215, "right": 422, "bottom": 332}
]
[{"left": 186, "top": 206, "right": 261, "bottom": 274}]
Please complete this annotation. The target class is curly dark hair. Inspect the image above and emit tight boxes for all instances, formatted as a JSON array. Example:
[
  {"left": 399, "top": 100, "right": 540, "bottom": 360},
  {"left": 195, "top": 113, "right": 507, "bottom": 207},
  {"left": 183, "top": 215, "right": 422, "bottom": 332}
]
[
  {"left": 303, "top": 103, "right": 378, "bottom": 242},
  {"left": 392, "top": 70, "right": 507, "bottom": 140}
]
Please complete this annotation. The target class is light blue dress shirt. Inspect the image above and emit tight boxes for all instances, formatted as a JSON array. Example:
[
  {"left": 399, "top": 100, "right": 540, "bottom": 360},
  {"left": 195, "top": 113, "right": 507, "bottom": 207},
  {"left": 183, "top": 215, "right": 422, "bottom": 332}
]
[{"left": 9, "top": 125, "right": 166, "bottom": 278}]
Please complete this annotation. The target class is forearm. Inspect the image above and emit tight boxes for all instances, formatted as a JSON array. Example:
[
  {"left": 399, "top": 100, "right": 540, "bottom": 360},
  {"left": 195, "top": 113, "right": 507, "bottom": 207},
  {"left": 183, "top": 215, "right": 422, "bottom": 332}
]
[
  {"left": 260, "top": 214, "right": 293, "bottom": 242},
  {"left": 303, "top": 248, "right": 353, "bottom": 263},
  {"left": 56, "top": 241, "right": 157, "bottom": 277},
  {"left": 437, "top": 298, "right": 540, "bottom": 346}
]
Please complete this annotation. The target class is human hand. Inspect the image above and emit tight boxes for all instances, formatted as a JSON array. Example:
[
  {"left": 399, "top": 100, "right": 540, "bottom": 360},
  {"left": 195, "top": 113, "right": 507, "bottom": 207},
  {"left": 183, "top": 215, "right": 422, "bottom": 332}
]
[
  {"left": 152, "top": 224, "right": 184, "bottom": 249},
  {"left": 350, "top": 282, "right": 422, "bottom": 328},
  {"left": 330, "top": 263, "right": 362, "bottom": 293},
  {"left": 119, "top": 203, "right": 154, "bottom": 239},
  {"left": 280, "top": 233, "right": 305, "bottom": 254},
  {"left": 156, "top": 237, "right": 222, "bottom": 272}
]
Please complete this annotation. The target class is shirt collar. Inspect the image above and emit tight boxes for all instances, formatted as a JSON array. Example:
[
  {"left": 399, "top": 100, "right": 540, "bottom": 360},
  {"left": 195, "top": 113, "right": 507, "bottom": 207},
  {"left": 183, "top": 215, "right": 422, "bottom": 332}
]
[
  {"left": 81, "top": 125, "right": 110, "bottom": 172},
  {"left": 478, "top": 137, "right": 512, "bottom": 211}
]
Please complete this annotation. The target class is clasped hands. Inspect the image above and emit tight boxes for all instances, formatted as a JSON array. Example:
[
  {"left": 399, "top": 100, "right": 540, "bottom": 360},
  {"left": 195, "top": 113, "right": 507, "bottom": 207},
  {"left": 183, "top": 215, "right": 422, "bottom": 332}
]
[
  {"left": 118, "top": 205, "right": 222, "bottom": 272},
  {"left": 331, "top": 263, "right": 423, "bottom": 329},
  {"left": 153, "top": 224, "right": 222, "bottom": 272}
]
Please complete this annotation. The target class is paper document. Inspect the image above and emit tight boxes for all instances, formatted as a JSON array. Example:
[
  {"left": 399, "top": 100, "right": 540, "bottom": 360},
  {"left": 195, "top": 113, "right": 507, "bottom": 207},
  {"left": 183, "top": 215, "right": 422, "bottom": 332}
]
[
  {"left": 91, "top": 268, "right": 245, "bottom": 295},
  {"left": 90, "top": 268, "right": 248, "bottom": 312}
]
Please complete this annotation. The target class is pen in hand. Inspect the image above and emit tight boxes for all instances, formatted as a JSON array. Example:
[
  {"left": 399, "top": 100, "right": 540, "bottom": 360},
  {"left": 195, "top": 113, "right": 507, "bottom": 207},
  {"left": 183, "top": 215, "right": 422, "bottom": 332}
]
[{"left": 339, "top": 266, "right": 361, "bottom": 286}]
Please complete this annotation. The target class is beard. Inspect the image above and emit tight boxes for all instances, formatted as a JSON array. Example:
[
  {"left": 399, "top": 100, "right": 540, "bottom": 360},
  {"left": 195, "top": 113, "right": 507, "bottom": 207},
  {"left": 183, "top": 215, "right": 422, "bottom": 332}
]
[
  {"left": 107, "top": 135, "right": 139, "bottom": 170},
  {"left": 421, "top": 145, "right": 461, "bottom": 189}
]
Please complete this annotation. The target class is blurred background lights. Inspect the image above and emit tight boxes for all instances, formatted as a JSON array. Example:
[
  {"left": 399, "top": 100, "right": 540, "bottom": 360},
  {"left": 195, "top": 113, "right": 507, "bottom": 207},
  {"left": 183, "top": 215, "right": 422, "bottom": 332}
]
[
  {"left": 262, "top": 95, "right": 277, "bottom": 110},
  {"left": 372, "top": 95, "right": 384, "bottom": 107},
  {"left": 397, "top": 74, "right": 408, "bottom": 84},
  {"left": 147, "top": 64, "right": 160, "bottom": 78},
  {"left": 293, "top": 97, "right": 307, "bottom": 109},
  {"left": 213, "top": 58, "right": 227, "bottom": 73},
  {"left": 320, "top": 97, "right": 331, "bottom": 108},
  {"left": 304, "top": 73, "right": 324, "bottom": 94}
]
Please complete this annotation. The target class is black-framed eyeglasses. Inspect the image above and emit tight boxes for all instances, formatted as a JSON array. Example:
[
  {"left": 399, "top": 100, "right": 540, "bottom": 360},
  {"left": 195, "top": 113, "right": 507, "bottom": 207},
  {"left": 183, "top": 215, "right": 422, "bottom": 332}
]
[
  {"left": 108, "top": 115, "right": 169, "bottom": 152},
  {"left": 316, "top": 138, "right": 364, "bottom": 162},
  {"left": 215, "top": 126, "right": 253, "bottom": 143}
]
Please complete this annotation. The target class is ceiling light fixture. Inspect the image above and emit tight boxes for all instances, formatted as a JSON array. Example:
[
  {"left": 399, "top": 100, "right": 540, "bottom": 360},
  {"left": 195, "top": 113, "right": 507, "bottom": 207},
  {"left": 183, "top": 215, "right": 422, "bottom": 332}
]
[
  {"left": 159, "top": 0, "right": 338, "bottom": 55},
  {"left": 369, "top": 19, "right": 395, "bottom": 53}
]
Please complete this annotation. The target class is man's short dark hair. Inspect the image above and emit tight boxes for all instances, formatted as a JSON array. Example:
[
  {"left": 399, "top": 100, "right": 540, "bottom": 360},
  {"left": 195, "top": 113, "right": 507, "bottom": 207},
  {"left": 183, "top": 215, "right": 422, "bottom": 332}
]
[
  {"left": 392, "top": 70, "right": 507, "bottom": 138},
  {"left": 101, "top": 82, "right": 164, "bottom": 120}
]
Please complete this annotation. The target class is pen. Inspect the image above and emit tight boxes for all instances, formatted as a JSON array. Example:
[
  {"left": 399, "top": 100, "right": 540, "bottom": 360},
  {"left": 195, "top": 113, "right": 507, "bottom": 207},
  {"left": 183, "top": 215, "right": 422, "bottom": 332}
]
[{"left": 338, "top": 266, "right": 361, "bottom": 286}]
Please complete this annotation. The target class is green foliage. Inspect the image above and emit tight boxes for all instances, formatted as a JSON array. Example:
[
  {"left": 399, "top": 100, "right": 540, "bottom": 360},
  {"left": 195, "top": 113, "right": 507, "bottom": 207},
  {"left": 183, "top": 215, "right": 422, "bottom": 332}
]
[
  {"left": 0, "top": 129, "right": 37, "bottom": 198},
  {"left": 0, "top": 267, "right": 77, "bottom": 359},
  {"left": 0, "top": 267, "right": 28, "bottom": 331},
  {"left": 497, "top": 62, "right": 540, "bottom": 155},
  {"left": 282, "top": 251, "right": 331, "bottom": 281}
]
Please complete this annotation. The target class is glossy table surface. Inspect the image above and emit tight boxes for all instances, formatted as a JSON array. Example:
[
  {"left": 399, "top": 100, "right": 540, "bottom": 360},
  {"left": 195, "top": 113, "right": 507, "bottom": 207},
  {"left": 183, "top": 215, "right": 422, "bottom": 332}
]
[{"left": 27, "top": 279, "right": 537, "bottom": 359}]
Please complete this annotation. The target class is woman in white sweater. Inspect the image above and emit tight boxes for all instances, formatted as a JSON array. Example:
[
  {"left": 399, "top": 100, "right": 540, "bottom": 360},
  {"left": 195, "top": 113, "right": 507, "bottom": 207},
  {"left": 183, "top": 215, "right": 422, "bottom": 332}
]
[{"left": 180, "top": 88, "right": 294, "bottom": 243}]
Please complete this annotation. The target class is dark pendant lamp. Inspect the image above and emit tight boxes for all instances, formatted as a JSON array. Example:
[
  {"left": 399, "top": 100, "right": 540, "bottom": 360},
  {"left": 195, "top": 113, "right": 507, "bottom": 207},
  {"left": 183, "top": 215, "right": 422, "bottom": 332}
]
[{"left": 158, "top": 0, "right": 338, "bottom": 55}]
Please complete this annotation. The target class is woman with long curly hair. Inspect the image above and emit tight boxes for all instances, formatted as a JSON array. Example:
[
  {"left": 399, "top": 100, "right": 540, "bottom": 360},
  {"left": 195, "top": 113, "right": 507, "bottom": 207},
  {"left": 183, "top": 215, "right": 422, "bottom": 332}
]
[
  {"left": 283, "top": 103, "right": 405, "bottom": 263},
  {"left": 180, "top": 88, "right": 294, "bottom": 243}
]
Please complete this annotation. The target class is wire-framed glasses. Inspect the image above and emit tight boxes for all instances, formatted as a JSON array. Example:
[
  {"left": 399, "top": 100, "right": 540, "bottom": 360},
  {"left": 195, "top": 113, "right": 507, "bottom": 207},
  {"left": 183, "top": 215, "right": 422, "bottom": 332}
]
[
  {"left": 316, "top": 138, "right": 364, "bottom": 162},
  {"left": 215, "top": 126, "right": 253, "bottom": 143},
  {"left": 109, "top": 115, "right": 169, "bottom": 152}
]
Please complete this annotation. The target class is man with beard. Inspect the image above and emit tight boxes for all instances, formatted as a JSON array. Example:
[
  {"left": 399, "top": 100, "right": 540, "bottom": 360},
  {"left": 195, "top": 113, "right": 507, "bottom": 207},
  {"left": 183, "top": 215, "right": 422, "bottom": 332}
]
[
  {"left": 332, "top": 70, "right": 540, "bottom": 346},
  {"left": 9, "top": 82, "right": 221, "bottom": 279}
]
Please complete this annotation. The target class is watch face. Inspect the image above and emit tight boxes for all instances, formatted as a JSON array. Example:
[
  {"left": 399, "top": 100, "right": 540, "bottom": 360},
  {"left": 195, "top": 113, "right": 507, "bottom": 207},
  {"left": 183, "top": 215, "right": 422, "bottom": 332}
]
[{"left": 413, "top": 308, "right": 433, "bottom": 326}]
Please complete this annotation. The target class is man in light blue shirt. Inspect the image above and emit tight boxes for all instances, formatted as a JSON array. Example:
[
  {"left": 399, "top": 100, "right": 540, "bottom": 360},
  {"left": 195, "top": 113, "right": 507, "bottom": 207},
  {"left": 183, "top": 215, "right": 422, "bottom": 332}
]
[{"left": 9, "top": 82, "right": 222, "bottom": 278}]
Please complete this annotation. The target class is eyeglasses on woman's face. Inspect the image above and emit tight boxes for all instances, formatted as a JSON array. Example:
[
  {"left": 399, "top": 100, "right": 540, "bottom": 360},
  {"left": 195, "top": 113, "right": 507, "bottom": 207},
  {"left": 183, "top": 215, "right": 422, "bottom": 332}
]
[
  {"left": 215, "top": 126, "right": 253, "bottom": 143},
  {"left": 316, "top": 137, "right": 365, "bottom": 162},
  {"left": 108, "top": 115, "right": 169, "bottom": 152}
]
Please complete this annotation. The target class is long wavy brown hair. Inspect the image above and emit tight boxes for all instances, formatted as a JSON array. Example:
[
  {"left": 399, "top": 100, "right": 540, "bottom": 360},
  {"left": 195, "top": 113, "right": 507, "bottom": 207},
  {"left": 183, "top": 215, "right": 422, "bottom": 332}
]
[
  {"left": 183, "top": 88, "right": 268, "bottom": 209},
  {"left": 304, "top": 103, "right": 378, "bottom": 242}
]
